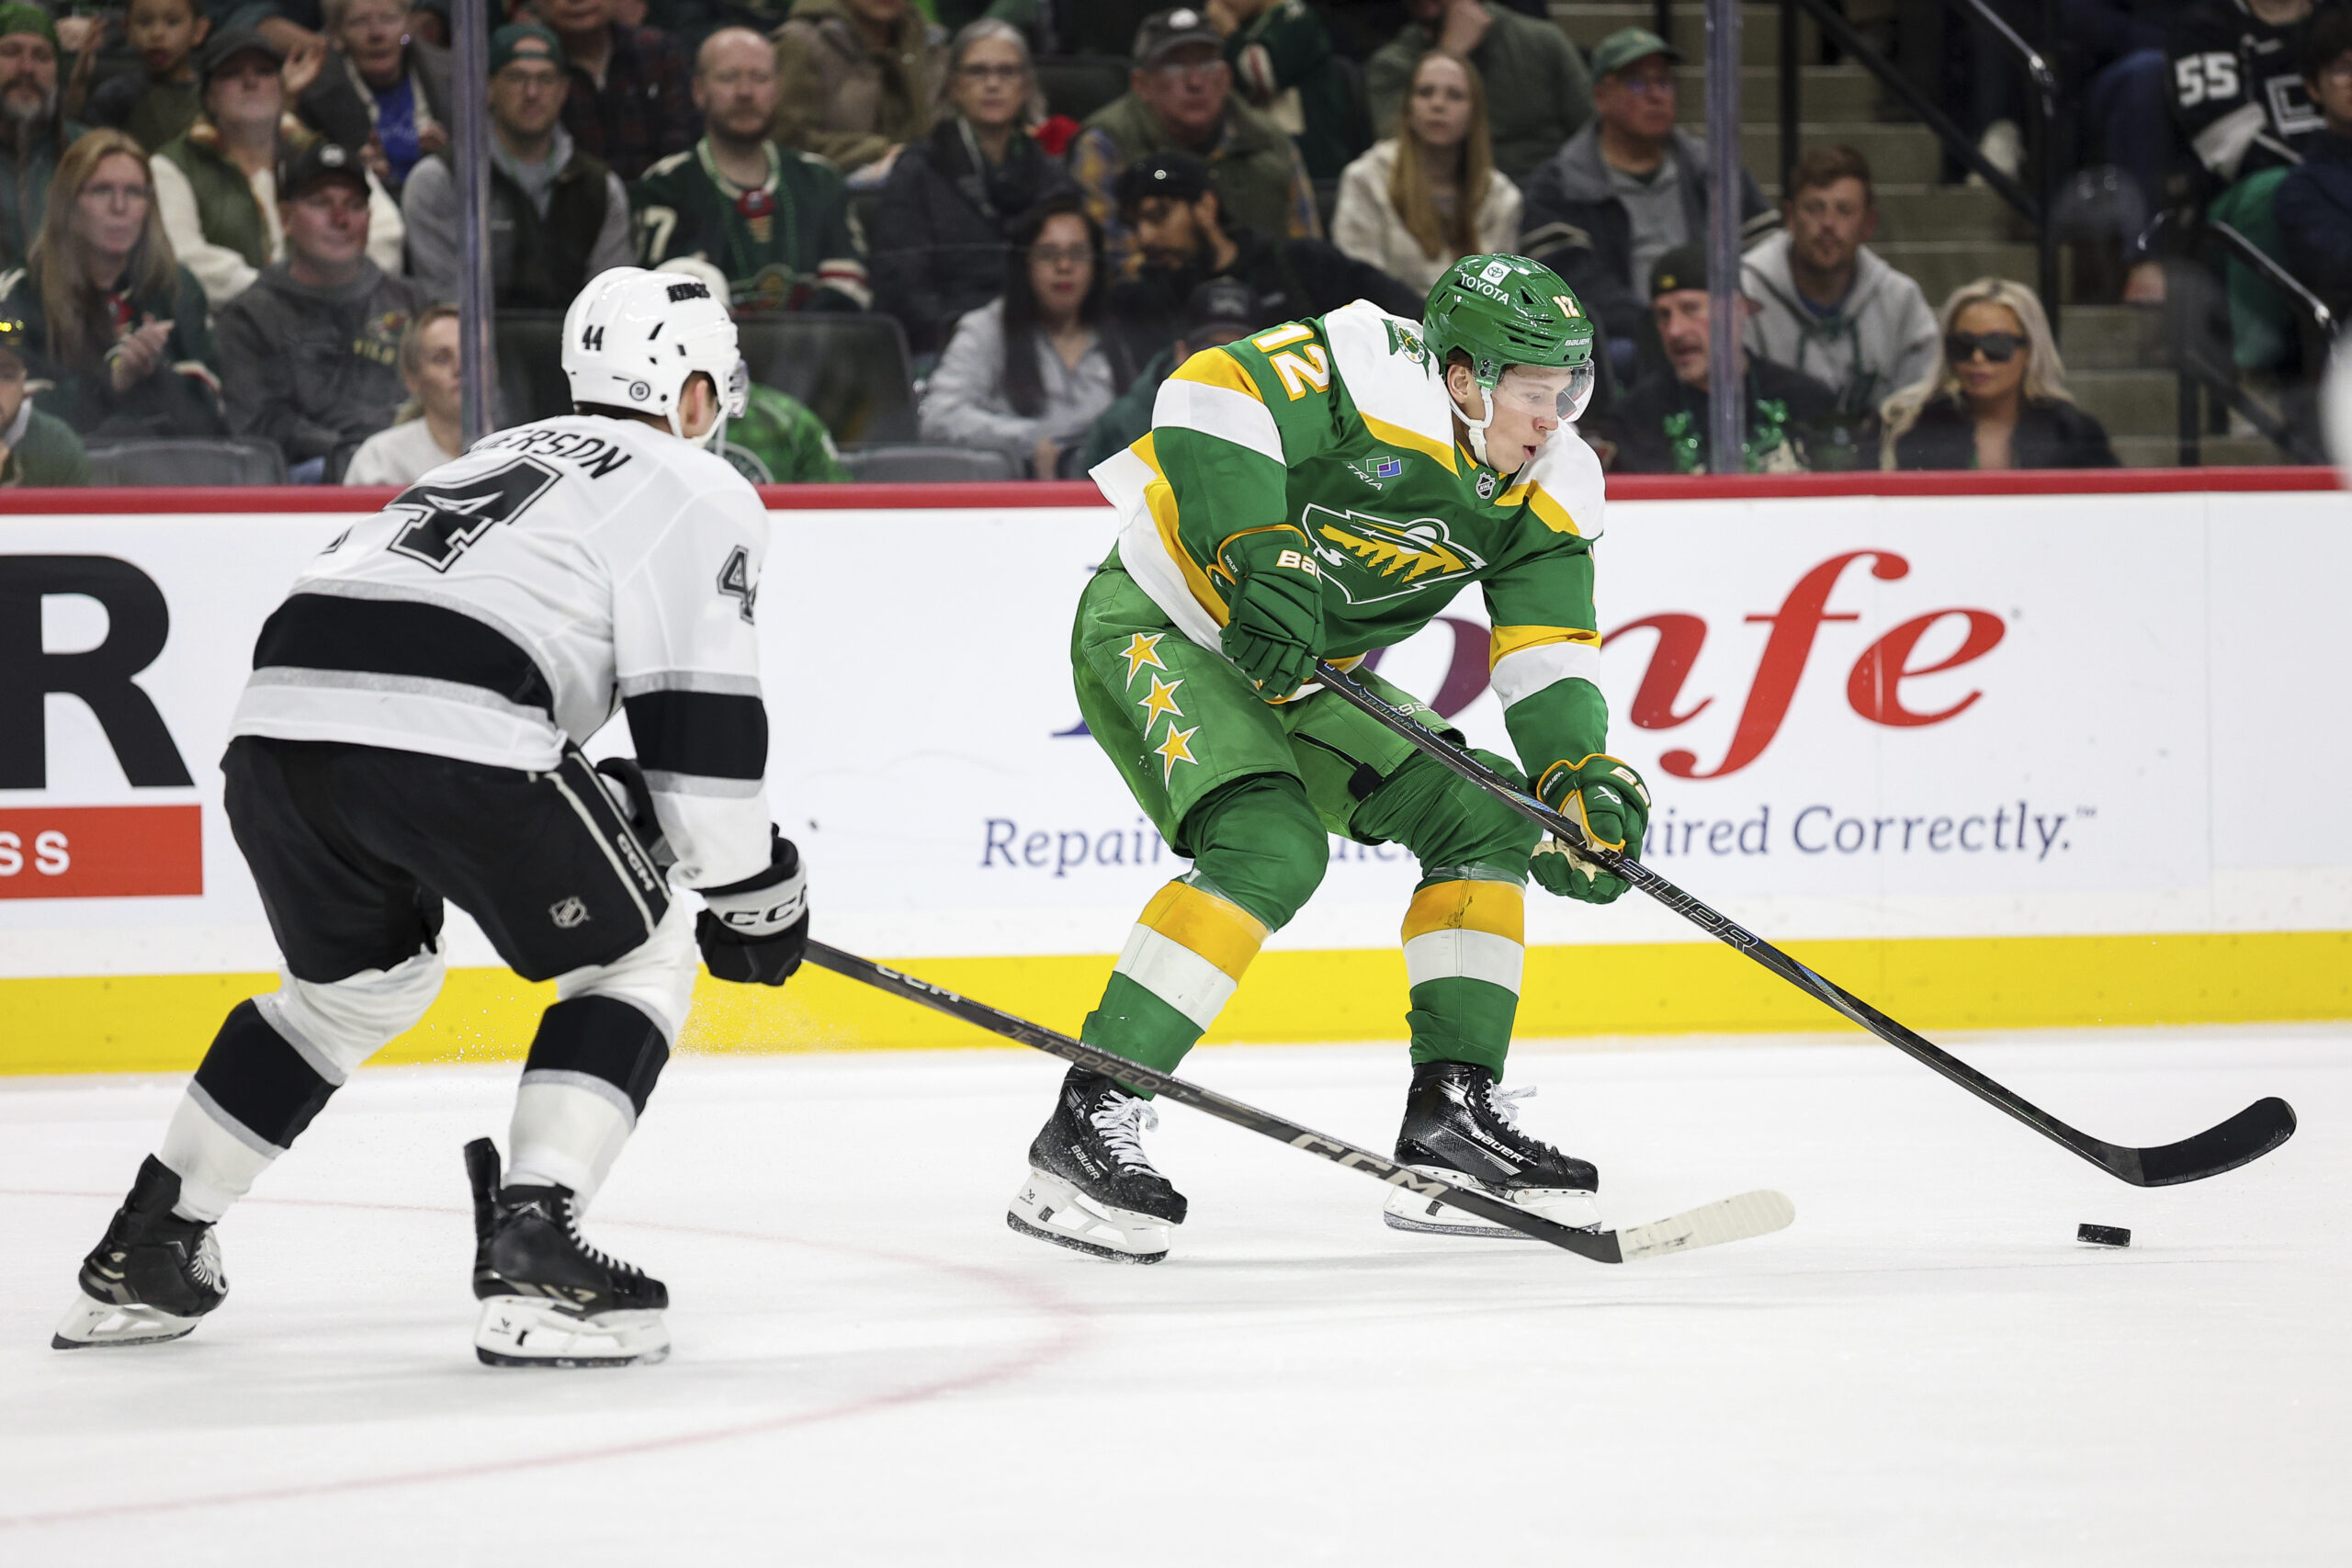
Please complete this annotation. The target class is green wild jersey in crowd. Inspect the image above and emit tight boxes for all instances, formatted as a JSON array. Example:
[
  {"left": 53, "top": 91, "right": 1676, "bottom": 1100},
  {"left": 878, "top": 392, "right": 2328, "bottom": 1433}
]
[{"left": 1090, "top": 298, "right": 1612, "bottom": 778}]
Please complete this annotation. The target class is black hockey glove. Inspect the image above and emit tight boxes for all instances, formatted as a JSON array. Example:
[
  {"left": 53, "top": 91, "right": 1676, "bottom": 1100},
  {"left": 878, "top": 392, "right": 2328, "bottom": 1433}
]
[
  {"left": 593, "top": 756, "right": 677, "bottom": 874},
  {"left": 695, "top": 829, "right": 808, "bottom": 986},
  {"left": 1216, "top": 527, "right": 1325, "bottom": 701}
]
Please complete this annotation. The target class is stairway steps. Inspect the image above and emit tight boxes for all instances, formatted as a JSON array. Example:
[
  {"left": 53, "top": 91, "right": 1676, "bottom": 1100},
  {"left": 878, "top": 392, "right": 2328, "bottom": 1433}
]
[{"left": 1552, "top": 3, "right": 1820, "bottom": 72}]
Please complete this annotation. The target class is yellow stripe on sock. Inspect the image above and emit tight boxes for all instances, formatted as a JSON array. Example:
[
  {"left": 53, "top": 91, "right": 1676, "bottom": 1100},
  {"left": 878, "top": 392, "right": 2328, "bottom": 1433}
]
[
  {"left": 1402, "top": 879, "right": 1526, "bottom": 944},
  {"left": 1138, "top": 881, "right": 1268, "bottom": 982}
]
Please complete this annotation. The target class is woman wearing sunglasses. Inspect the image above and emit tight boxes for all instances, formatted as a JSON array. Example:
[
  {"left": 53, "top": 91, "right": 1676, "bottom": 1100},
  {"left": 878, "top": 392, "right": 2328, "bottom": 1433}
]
[{"left": 1879, "top": 276, "right": 2117, "bottom": 470}]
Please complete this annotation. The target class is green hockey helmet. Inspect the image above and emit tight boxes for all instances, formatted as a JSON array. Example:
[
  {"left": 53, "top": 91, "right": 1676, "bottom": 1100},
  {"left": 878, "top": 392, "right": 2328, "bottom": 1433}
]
[{"left": 1422, "top": 254, "right": 1598, "bottom": 452}]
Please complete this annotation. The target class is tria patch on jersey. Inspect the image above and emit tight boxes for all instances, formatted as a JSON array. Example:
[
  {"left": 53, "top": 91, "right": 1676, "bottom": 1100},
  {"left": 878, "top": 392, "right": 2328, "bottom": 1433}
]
[
  {"left": 1342, "top": 453, "right": 1409, "bottom": 490},
  {"left": 1303, "top": 503, "right": 1486, "bottom": 605}
]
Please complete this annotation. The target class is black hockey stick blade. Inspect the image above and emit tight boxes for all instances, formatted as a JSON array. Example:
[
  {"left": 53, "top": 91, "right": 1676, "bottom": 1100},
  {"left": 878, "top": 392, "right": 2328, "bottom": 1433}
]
[
  {"left": 804, "top": 942, "right": 1794, "bottom": 1264},
  {"left": 1307, "top": 661, "right": 2299, "bottom": 1189}
]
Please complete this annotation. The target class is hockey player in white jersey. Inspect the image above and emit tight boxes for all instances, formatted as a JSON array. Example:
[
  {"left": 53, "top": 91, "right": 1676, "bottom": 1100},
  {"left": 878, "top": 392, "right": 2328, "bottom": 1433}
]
[{"left": 52, "top": 267, "right": 804, "bottom": 1367}]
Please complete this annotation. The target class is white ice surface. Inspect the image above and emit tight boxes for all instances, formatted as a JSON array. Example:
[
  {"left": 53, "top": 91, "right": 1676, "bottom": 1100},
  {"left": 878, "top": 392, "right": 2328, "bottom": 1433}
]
[{"left": 1, "top": 1028, "right": 2344, "bottom": 1565}]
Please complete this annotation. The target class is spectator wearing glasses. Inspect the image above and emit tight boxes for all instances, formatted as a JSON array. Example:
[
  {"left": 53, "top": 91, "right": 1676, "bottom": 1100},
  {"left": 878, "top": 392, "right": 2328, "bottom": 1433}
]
[
  {"left": 770, "top": 0, "right": 944, "bottom": 181},
  {"left": 1740, "top": 144, "right": 1937, "bottom": 421},
  {"left": 2275, "top": 7, "right": 2352, "bottom": 318},
  {"left": 1591, "top": 243, "right": 1838, "bottom": 474},
  {"left": 636, "top": 26, "right": 869, "bottom": 310},
  {"left": 873, "top": 18, "right": 1075, "bottom": 355},
  {"left": 919, "top": 194, "right": 1132, "bottom": 479},
  {"left": 1331, "top": 49, "right": 1519, "bottom": 296},
  {"left": 341, "top": 299, "right": 461, "bottom": 485},
  {"left": 85, "top": 0, "right": 209, "bottom": 153},
  {"left": 1365, "top": 0, "right": 1593, "bottom": 185},
  {"left": 215, "top": 138, "right": 426, "bottom": 480},
  {"left": 1069, "top": 7, "right": 1319, "bottom": 277},
  {"left": 1880, "top": 277, "right": 2117, "bottom": 470},
  {"left": 0, "top": 309, "right": 89, "bottom": 484},
  {"left": 294, "top": 0, "right": 450, "bottom": 196},
  {"left": 0, "top": 6, "right": 86, "bottom": 269},
  {"left": 1520, "top": 28, "right": 1770, "bottom": 367},
  {"left": 1105, "top": 150, "right": 1419, "bottom": 365},
  {"left": 152, "top": 28, "right": 404, "bottom": 308},
  {"left": 401, "top": 24, "right": 631, "bottom": 309},
  {"left": 4, "top": 128, "right": 223, "bottom": 438},
  {"left": 539, "top": 0, "right": 697, "bottom": 182},
  {"left": 1203, "top": 0, "right": 1365, "bottom": 181}
]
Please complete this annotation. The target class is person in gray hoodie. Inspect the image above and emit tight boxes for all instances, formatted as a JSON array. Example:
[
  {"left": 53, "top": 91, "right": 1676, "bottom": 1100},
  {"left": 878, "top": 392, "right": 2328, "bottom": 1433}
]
[
  {"left": 1739, "top": 144, "right": 1938, "bottom": 418},
  {"left": 215, "top": 139, "right": 429, "bottom": 480}
]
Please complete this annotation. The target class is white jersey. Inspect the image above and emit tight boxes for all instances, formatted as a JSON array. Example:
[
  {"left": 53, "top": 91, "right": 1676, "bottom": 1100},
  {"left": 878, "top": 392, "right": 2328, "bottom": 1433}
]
[{"left": 230, "top": 415, "right": 772, "bottom": 890}]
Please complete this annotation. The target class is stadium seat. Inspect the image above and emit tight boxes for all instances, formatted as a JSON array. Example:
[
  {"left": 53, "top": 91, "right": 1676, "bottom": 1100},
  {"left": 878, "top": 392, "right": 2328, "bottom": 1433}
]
[
  {"left": 1035, "top": 55, "right": 1131, "bottom": 123},
  {"left": 492, "top": 310, "right": 918, "bottom": 446},
  {"left": 85, "top": 436, "right": 288, "bottom": 487},
  {"left": 839, "top": 444, "right": 1021, "bottom": 482}
]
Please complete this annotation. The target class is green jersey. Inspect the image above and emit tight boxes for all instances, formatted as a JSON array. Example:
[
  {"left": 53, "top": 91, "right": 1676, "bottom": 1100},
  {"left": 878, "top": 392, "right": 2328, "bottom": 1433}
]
[
  {"left": 720, "top": 383, "right": 851, "bottom": 485},
  {"left": 1089, "top": 299, "right": 1612, "bottom": 795},
  {"left": 634, "top": 140, "right": 871, "bottom": 312}
]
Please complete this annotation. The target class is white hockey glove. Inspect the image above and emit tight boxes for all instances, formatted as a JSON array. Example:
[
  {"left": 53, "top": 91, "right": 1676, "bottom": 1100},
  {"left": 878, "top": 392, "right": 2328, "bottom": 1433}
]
[{"left": 696, "top": 830, "right": 808, "bottom": 986}]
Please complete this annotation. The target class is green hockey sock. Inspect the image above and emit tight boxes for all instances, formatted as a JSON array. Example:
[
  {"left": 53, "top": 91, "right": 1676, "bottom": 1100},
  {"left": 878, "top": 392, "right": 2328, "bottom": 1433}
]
[{"left": 1398, "top": 877, "right": 1524, "bottom": 1079}]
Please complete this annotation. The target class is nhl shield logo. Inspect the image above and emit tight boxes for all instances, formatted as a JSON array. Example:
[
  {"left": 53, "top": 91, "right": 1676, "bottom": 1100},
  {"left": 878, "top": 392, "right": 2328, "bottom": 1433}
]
[
  {"left": 1476, "top": 471, "right": 1498, "bottom": 501},
  {"left": 549, "top": 897, "right": 591, "bottom": 929}
]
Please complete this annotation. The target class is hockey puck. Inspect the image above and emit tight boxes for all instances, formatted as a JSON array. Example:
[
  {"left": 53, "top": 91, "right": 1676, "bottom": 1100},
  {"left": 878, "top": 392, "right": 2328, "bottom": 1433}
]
[{"left": 2077, "top": 1224, "right": 2132, "bottom": 1247}]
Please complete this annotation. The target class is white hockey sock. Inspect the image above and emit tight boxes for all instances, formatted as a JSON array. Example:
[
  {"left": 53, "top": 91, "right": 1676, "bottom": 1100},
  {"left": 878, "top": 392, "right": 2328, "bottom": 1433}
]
[
  {"left": 157, "top": 1087, "right": 278, "bottom": 1223},
  {"left": 506, "top": 1076, "right": 635, "bottom": 1210}
]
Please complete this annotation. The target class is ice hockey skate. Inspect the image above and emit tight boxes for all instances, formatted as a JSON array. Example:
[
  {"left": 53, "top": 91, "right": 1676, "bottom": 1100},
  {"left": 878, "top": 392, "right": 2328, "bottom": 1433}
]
[
  {"left": 1382, "top": 1061, "right": 1602, "bottom": 1236},
  {"left": 465, "top": 1138, "right": 670, "bottom": 1367},
  {"left": 52, "top": 1156, "right": 228, "bottom": 1349},
  {"left": 1008, "top": 1066, "right": 1189, "bottom": 1263}
]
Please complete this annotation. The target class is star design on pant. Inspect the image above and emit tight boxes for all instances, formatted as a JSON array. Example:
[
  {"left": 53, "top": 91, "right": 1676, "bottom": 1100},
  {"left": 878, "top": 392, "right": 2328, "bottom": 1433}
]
[
  {"left": 1119, "top": 631, "right": 1168, "bottom": 684},
  {"left": 1136, "top": 673, "right": 1184, "bottom": 729},
  {"left": 1153, "top": 722, "right": 1200, "bottom": 784}
]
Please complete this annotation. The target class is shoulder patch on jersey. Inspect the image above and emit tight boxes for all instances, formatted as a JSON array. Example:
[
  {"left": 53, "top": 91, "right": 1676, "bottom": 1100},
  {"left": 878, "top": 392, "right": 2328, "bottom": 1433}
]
[{"left": 1322, "top": 301, "right": 1456, "bottom": 473}]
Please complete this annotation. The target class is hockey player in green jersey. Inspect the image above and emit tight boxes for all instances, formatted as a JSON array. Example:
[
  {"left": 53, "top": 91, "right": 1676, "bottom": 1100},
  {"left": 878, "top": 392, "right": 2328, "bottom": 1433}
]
[{"left": 1011, "top": 254, "right": 1654, "bottom": 1263}]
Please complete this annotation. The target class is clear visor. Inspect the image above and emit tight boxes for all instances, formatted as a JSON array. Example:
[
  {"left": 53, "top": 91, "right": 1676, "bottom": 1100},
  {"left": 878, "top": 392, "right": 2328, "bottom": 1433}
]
[{"left": 1492, "top": 362, "right": 1597, "bottom": 424}]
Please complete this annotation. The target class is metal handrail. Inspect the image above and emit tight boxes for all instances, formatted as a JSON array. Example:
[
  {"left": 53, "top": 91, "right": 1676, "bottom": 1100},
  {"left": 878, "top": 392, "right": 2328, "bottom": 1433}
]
[
  {"left": 2138, "top": 211, "right": 2332, "bottom": 464},
  {"left": 2208, "top": 220, "right": 2335, "bottom": 334}
]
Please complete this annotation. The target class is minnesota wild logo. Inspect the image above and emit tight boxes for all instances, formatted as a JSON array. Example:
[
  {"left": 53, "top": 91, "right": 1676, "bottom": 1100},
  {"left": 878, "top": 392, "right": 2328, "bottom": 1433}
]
[{"left": 1303, "top": 503, "right": 1486, "bottom": 605}]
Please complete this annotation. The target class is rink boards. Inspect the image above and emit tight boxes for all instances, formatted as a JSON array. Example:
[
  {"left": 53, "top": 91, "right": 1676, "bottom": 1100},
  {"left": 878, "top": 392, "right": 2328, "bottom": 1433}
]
[{"left": 2, "top": 470, "right": 2347, "bottom": 1073}]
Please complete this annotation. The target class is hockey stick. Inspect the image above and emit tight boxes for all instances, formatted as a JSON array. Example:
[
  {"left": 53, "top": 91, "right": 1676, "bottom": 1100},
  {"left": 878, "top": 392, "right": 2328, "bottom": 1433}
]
[
  {"left": 1308, "top": 660, "right": 2296, "bottom": 1188},
  {"left": 805, "top": 942, "right": 1794, "bottom": 1264}
]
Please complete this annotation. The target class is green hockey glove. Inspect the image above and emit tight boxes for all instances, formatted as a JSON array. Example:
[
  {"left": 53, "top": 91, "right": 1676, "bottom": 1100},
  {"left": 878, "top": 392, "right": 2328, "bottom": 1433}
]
[
  {"left": 1529, "top": 753, "right": 1652, "bottom": 904},
  {"left": 1216, "top": 527, "right": 1325, "bottom": 701}
]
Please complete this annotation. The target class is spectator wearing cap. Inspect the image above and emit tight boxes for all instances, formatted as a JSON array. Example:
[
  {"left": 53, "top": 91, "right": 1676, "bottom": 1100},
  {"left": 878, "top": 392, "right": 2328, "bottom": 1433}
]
[
  {"left": 152, "top": 27, "right": 403, "bottom": 307},
  {"left": 0, "top": 6, "right": 88, "bottom": 269},
  {"left": 342, "top": 299, "right": 460, "bottom": 485},
  {"left": 402, "top": 24, "right": 630, "bottom": 309},
  {"left": 0, "top": 308, "right": 89, "bottom": 484},
  {"left": 635, "top": 26, "right": 869, "bottom": 311},
  {"left": 919, "top": 193, "right": 1133, "bottom": 479},
  {"left": 1740, "top": 144, "right": 1936, "bottom": 419},
  {"left": 537, "top": 0, "right": 696, "bottom": 183},
  {"left": 1080, "top": 273, "right": 1261, "bottom": 471},
  {"left": 872, "top": 17, "right": 1076, "bottom": 355},
  {"left": 3, "top": 127, "right": 224, "bottom": 439},
  {"left": 1204, "top": 0, "right": 1366, "bottom": 181},
  {"left": 1069, "top": 7, "right": 1319, "bottom": 277},
  {"left": 1879, "top": 276, "right": 2117, "bottom": 471},
  {"left": 1332, "top": 49, "right": 1518, "bottom": 297},
  {"left": 85, "top": 0, "right": 209, "bottom": 154},
  {"left": 770, "top": 0, "right": 943, "bottom": 181},
  {"left": 1365, "top": 0, "right": 1592, "bottom": 186},
  {"left": 1104, "top": 149, "right": 1419, "bottom": 365},
  {"left": 1519, "top": 27, "right": 1770, "bottom": 367},
  {"left": 215, "top": 135, "right": 427, "bottom": 479},
  {"left": 294, "top": 0, "right": 450, "bottom": 196},
  {"left": 1589, "top": 243, "right": 1838, "bottom": 474}
]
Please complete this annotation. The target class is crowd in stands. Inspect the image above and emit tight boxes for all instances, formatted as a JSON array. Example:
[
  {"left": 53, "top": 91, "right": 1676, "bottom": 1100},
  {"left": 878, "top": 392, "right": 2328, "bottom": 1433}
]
[{"left": 5, "top": 0, "right": 2352, "bottom": 491}]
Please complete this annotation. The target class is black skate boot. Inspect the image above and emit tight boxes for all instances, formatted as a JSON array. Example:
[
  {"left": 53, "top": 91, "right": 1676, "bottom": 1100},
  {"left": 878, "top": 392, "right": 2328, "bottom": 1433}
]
[
  {"left": 465, "top": 1137, "right": 669, "bottom": 1367},
  {"left": 53, "top": 1156, "right": 228, "bottom": 1349},
  {"left": 1008, "top": 1067, "right": 1188, "bottom": 1263},
  {"left": 1383, "top": 1061, "right": 1601, "bottom": 1236}
]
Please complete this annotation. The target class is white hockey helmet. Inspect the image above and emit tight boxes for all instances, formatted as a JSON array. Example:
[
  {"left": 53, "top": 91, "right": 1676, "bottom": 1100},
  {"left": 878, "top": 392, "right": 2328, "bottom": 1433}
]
[{"left": 562, "top": 265, "right": 749, "bottom": 444}]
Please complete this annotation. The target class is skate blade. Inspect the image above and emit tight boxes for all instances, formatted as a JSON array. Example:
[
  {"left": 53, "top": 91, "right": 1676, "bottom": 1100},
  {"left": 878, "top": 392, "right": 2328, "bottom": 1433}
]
[
  {"left": 472, "top": 1297, "right": 670, "bottom": 1368},
  {"left": 1381, "top": 1168, "right": 1601, "bottom": 1237},
  {"left": 51, "top": 1292, "right": 202, "bottom": 1350},
  {"left": 1007, "top": 1169, "right": 1170, "bottom": 1263}
]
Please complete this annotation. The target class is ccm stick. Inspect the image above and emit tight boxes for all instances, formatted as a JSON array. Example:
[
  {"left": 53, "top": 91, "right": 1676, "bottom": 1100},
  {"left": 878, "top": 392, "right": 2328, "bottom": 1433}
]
[
  {"left": 1310, "top": 661, "right": 2296, "bottom": 1188},
  {"left": 806, "top": 941, "right": 1793, "bottom": 1264}
]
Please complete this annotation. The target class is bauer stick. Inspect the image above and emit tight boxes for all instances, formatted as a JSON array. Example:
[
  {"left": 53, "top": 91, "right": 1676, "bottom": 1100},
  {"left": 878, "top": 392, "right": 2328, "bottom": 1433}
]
[
  {"left": 806, "top": 942, "right": 1794, "bottom": 1265},
  {"left": 1309, "top": 660, "right": 2296, "bottom": 1188}
]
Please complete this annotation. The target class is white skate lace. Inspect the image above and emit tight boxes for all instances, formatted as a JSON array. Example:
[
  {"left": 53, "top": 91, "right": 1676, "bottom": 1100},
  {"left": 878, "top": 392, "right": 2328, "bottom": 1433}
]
[
  {"left": 1486, "top": 1083, "right": 1537, "bottom": 1128},
  {"left": 558, "top": 1196, "right": 643, "bottom": 1279},
  {"left": 1089, "top": 1092, "right": 1161, "bottom": 1173},
  {"left": 187, "top": 1231, "right": 223, "bottom": 1289}
]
